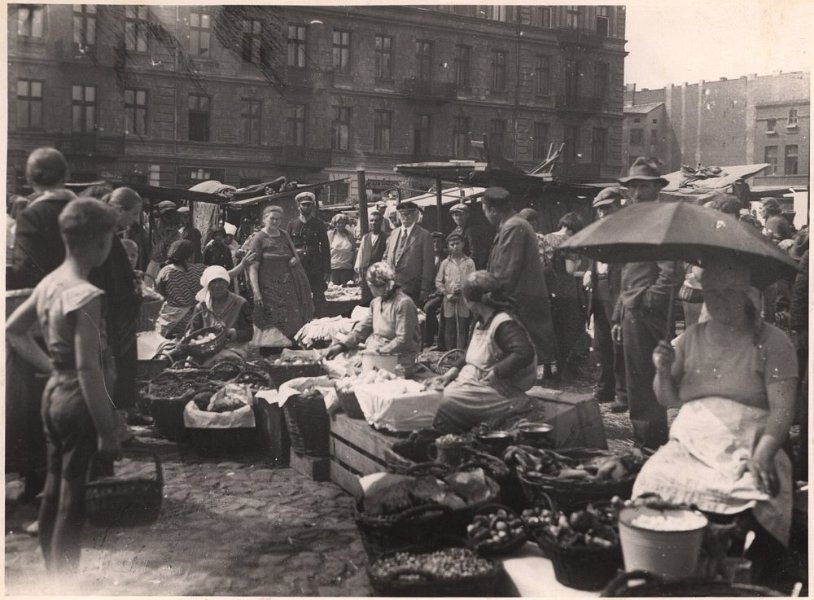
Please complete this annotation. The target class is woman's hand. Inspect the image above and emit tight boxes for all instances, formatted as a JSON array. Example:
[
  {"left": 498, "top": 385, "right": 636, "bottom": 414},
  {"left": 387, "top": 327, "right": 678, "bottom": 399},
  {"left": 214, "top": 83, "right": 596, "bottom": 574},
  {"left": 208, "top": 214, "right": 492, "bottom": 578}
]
[
  {"left": 483, "top": 369, "right": 514, "bottom": 397},
  {"left": 652, "top": 340, "right": 675, "bottom": 374},
  {"left": 253, "top": 294, "right": 264, "bottom": 309},
  {"left": 424, "top": 376, "right": 448, "bottom": 392},
  {"left": 289, "top": 256, "right": 299, "bottom": 267},
  {"left": 737, "top": 456, "right": 780, "bottom": 496},
  {"left": 325, "top": 344, "right": 344, "bottom": 360},
  {"left": 241, "top": 251, "right": 257, "bottom": 265}
]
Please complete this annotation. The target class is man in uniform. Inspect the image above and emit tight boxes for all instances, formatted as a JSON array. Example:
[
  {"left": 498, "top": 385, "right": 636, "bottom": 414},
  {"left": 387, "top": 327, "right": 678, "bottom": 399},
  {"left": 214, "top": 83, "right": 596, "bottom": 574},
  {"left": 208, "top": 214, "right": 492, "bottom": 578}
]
[
  {"left": 287, "top": 191, "right": 330, "bottom": 305},
  {"left": 611, "top": 158, "right": 682, "bottom": 450}
]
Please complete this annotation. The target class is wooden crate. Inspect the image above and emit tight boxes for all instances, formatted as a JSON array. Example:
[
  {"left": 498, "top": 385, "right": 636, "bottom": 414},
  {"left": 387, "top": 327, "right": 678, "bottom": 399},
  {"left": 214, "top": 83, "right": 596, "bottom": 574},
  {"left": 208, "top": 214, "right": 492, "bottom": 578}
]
[
  {"left": 329, "top": 414, "right": 395, "bottom": 494},
  {"left": 289, "top": 448, "right": 331, "bottom": 482}
]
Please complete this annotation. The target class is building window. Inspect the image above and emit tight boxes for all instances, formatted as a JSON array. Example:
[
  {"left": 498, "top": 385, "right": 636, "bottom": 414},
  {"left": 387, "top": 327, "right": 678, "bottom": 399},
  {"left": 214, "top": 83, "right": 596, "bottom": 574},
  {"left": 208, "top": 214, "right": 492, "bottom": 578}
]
[
  {"left": 242, "top": 99, "right": 262, "bottom": 145},
  {"left": 565, "top": 6, "right": 580, "bottom": 29},
  {"left": 188, "top": 94, "right": 210, "bottom": 142},
  {"left": 533, "top": 121, "right": 549, "bottom": 161},
  {"left": 71, "top": 84, "right": 96, "bottom": 132},
  {"left": 124, "top": 88, "right": 148, "bottom": 135},
  {"left": 535, "top": 55, "right": 551, "bottom": 96},
  {"left": 537, "top": 6, "right": 552, "bottom": 27},
  {"left": 650, "top": 129, "right": 658, "bottom": 146},
  {"left": 287, "top": 24, "right": 306, "bottom": 67},
  {"left": 784, "top": 145, "right": 798, "bottom": 175},
  {"left": 332, "top": 106, "right": 351, "bottom": 151},
  {"left": 489, "top": 119, "right": 506, "bottom": 157},
  {"left": 453, "top": 116, "right": 470, "bottom": 158},
  {"left": 416, "top": 40, "right": 433, "bottom": 82},
  {"left": 177, "top": 167, "right": 225, "bottom": 186},
  {"left": 629, "top": 128, "right": 644, "bottom": 145},
  {"left": 190, "top": 11, "right": 211, "bottom": 57},
  {"left": 591, "top": 128, "right": 607, "bottom": 164},
  {"left": 375, "top": 35, "right": 393, "bottom": 80},
  {"left": 491, "top": 50, "right": 507, "bottom": 93},
  {"left": 565, "top": 59, "right": 581, "bottom": 101},
  {"left": 454, "top": 45, "right": 471, "bottom": 89},
  {"left": 242, "top": 19, "right": 264, "bottom": 64},
  {"left": 596, "top": 6, "right": 610, "bottom": 37},
  {"left": 332, "top": 30, "right": 351, "bottom": 74},
  {"left": 149, "top": 164, "right": 160, "bottom": 186},
  {"left": 564, "top": 125, "right": 579, "bottom": 163},
  {"left": 73, "top": 5, "right": 96, "bottom": 47},
  {"left": 125, "top": 6, "right": 149, "bottom": 53},
  {"left": 17, "top": 79, "right": 43, "bottom": 130},
  {"left": 595, "top": 61, "right": 610, "bottom": 101},
  {"left": 18, "top": 5, "right": 44, "bottom": 38},
  {"left": 373, "top": 110, "right": 392, "bottom": 152},
  {"left": 766, "top": 118, "right": 777, "bottom": 133},
  {"left": 286, "top": 103, "right": 305, "bottom": 147},
  {"left": 414, "top": 114, "right": 431, "bottom": 159},
  {"left": 787, "top": 108, "right": 799, "bottom": 128},
  {"left": 764, "top": 146, "right": 778, "bottom": 175}
]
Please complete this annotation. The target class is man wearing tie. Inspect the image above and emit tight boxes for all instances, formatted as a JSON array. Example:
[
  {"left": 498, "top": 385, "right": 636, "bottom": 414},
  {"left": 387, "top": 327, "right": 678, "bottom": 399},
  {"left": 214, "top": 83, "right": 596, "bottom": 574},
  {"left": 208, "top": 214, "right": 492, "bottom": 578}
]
[{"left": 384, "top": 201, "right": 434, "bottom": 306}]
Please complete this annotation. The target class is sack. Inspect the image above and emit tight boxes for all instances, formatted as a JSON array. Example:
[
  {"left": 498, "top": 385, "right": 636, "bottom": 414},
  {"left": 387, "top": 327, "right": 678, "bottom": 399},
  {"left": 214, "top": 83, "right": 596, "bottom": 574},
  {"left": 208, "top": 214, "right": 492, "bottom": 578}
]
[{"left": 678, "top": 283, "right": 704, "bottom": 303}]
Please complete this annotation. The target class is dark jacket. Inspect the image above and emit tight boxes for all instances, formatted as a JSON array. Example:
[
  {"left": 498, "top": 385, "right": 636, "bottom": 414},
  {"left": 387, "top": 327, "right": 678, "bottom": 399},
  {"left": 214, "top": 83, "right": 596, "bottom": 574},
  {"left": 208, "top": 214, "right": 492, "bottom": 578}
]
[
  {"left": 180, "top": 225, "right": 203, "bottom": 263},
  {"left": 612, "top": 260, "right": 682, "bottom": 323},
  {"left": 287, "top": 217, "right": 331, "bottom": 276},
  {"left": 790, "top": 250, "right": 808, "bottom": 336}
]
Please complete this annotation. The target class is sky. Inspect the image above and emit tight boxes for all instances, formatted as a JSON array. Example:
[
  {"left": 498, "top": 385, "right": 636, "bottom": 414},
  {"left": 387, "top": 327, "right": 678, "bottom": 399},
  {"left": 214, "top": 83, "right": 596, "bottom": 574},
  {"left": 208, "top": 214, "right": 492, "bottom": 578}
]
[{"left": 624, "top": 0, "right": 814, "bottom": 88}]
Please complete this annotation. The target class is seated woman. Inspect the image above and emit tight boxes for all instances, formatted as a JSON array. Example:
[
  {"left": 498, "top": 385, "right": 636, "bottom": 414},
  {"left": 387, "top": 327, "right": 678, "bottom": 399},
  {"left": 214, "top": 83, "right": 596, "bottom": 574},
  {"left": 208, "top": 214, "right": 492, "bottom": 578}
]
[
  {"left": 325, "top": 262, "right": 420, "bottom": 368},
  {"left": 634, "top": 259, "right": 797, "bottom": 581},
  {"left": 432, "top": 271, "right": 537, "bottom": 434}
]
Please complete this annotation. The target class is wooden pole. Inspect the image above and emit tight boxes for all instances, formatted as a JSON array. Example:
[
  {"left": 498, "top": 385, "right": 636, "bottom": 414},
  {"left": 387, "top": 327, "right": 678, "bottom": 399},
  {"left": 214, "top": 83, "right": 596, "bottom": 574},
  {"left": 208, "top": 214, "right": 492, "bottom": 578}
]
[
  {"left": 357, "top": 169, "right": 369, "bottom": 236},
  {"left": 435, "top": 176, "right": 443, "bottom": 233},
  {"left": 664, "top": 261, "right": 678, "bottom": 340}
]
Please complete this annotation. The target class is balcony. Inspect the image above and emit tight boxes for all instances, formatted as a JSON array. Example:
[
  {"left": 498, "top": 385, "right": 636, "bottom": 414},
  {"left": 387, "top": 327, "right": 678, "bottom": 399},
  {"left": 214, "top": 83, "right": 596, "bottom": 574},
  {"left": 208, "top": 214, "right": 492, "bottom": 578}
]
[
  {"left": 53, "top": 40, "right": 99, "bottom": 63},
  {"left": 555, "top": 95, "right": 604, "bottom": 114},
  {"left": 557, "top": 162, "right": 601, "bottom": 181},
  {"left": 284, "top": 67, "right": 333, "bottom": 92},
  {"left": 56, "top": 132, "right": 125, "bottom": 159},
  {"left": 398, "top": 78, "right": 457, "bottom": 102},
  {"left": 272, "top": 145, "right": 332, "bottom": 169},
  {"left": 556, "top": 28, "right": 603, "bottom": 49}
]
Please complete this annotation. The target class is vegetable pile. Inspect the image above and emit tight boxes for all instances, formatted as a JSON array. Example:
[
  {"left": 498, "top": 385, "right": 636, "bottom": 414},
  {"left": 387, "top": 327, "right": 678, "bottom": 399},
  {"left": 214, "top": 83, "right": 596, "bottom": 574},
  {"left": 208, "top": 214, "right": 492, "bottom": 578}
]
[
  {"left": 538, "top": 500, "right": 622, "bottom": 550},
  {"left": 270, "top": 356, "right": 320, "bottom": 366},
  {"left": 294, "top": 316, "right": 355, "bottom": 348},
  {"left": 467, "top": 507, "right": 525, "bottom": 551},
  {"left": 503, "top": 446, "right": 645, "bottom": 482},
  {"left": 189, "top": 331, "right": 218, "bottom": 346},
  {"left": 370, "top": 547, "right": 493, "bottom": 580}
]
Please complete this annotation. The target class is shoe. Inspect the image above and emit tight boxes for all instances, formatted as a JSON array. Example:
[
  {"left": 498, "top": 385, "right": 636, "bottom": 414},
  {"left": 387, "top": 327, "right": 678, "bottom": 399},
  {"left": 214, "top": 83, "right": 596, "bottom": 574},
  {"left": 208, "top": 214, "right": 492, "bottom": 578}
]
[{"left": 610, "top": 399, "right": 628, "bottom": 413}]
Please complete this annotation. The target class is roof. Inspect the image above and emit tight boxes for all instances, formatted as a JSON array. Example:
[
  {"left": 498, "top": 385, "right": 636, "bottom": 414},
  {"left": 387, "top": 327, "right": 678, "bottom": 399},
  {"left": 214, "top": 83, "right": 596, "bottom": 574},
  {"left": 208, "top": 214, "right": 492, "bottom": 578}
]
[
  {"left": 406, "top": 186, "right": 486, "bottom": 209},
  {"left": 662, "top": 164, "right": 769, "bottom": 192},
  {"left": 227, "top": 179, "right": 348, "bottom": 208},
  {"left": 624, "top": 102, "right": 664, "bottom": 115}
]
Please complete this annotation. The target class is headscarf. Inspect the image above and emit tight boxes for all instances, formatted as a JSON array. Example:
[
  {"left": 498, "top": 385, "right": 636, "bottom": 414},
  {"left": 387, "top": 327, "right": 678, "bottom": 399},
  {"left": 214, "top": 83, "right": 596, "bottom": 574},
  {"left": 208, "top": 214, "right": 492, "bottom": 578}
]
[
  {"left": 195, "top": 265, "right": 230, "bottom": 303},
  {"left": 366, "top": 261, "right": 397, "bottom": 295},
  {"left": 166, "top": 239, "right": 194, "bottom": 266}
]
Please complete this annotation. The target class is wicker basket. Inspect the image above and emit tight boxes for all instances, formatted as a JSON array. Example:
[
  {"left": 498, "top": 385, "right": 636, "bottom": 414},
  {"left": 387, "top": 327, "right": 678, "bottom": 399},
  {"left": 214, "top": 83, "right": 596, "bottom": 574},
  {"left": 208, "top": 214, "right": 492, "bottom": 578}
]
[
  {"left": 533, "top": 529, "right": 623, "bottom": 591},
  {"left": 600, "top": 571, "right": 784, "bottom": 597},
  {"left": 367, "top": 545, "right": 503, "bottom": 597},
  {"left": 137, "top": 298, "right": 163, "bottom": 332},
  {"left": 268, "top": 362, "right": 326, "bottom": 383},
  {"left": 282, "top": 392, "right": 330, "bottom": 457},
  {"left": 355, "top": 502, "right": 455, "bottom": 560},
  {"left": 85, "top": 449, "right": 163, "bottom": 528},
  {"left": 182, "top": 325, "right": 228, "bottom": 362},
  {"left": 6, "top": 288, "right": 34, "bottom": 318},
  {"left": 337, "top": 389, "right": 365, "bottom": 419},
  {"left": 467, "top": 503, "right": 527, "bottom": 557}
]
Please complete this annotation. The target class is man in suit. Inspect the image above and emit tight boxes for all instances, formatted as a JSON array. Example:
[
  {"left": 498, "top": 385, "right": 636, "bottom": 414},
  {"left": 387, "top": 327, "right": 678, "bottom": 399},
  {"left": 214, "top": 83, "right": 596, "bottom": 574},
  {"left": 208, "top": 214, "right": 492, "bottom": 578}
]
[
  {"left": 611, "top": 157, "right": 682, "bottom": 450},
  {"left": 384, "top": 201, "right": 434, "bottom": 306},
  {"left": 584, "top": 187, "right": 627, "bottom": 412},
  {"left": 355, "top": 209, "right": 388, "bottom": 306}
]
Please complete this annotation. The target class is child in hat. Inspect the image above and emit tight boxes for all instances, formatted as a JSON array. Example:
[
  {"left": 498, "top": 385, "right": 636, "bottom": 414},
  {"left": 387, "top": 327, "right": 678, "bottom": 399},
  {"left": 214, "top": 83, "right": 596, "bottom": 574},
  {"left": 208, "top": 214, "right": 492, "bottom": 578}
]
[{"left": 435, "top": 232, "right": 476, "bottom": 350}]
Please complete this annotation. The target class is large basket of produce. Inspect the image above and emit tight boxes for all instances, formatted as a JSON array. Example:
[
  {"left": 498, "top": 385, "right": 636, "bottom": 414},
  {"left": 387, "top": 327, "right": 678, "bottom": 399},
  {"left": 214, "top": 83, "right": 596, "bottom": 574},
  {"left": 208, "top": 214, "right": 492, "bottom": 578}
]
[
  {"left": 137, "top": 296, "right": 163, "bottom": 332},
  {"left": 282, "top": 388, "right": 330, "bottom": 457},
  {"left": 466, "top": 504, "right": 527, "bottom": 557},
  {"left": 600, "top": 571, "right": 784, "bottom": 597},
  {"left": 184, "top": 384, "right": 261, "bottom": 457},
  {"left": 367, "top": 545, "right": 503, "bottom": 597},
  {"left": 85, "top": 448, "right": 163, "bottom": 528},
  {"left": 146, "top": 372, "right": 218, "bottom": 442},
  {"left": 268, "top": 350, "right": 325, "bottom": 380},
  {"left": 531, "top": 500, "right": 623, "bottom": 591},
  {"left": 510, "top": 446, "right": 646, "bottom": 513},
  {"left": 181, "top": 325, "right": 228, "bottom": 362}
]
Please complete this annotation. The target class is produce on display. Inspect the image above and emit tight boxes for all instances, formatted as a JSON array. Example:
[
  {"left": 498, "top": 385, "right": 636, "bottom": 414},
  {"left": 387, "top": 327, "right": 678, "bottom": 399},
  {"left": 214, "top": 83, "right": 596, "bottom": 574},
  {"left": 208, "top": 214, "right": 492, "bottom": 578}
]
[
  {"left": 538, "top": 503, "right": 620, "bottom": 550},
  {"left": 324, "top": 281, "right": 362, "bottom": 302},
  {"left": 189, "top": 332, "right": 218, "bottom": 345},
  {"left": 467, "top": 507, "right": 526, "bottom": 551},
  {"left": 504, "top": 446, "right": 645, "bottom": 482},
  {"left": 520, "top": 506, "right": 556, "bottom": 533},
  {"left": 369, "top": 547, "right": 493, "bottom": 580},
  {"left": 294, "top": 316, "right": 355, "bottom": 348}
]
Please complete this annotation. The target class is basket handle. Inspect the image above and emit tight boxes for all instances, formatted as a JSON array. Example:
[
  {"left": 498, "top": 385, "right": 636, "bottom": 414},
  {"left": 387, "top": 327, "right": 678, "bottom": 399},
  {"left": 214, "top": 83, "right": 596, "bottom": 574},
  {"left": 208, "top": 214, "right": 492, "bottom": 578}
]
[
  {"left": 395, "top": 502, "right": 452, "bottom": 522},
  {"left": 380, "top": 567, "right": 438, "bottom": 584},
  {"left": 86, "top": 447, "right": 163, "bottom": 487},
  {"left": 403, "top": 462, "right": 452, "bottom": 478},
  {"left": 600, "top": 570, "right": 660, "bottom": 597}
]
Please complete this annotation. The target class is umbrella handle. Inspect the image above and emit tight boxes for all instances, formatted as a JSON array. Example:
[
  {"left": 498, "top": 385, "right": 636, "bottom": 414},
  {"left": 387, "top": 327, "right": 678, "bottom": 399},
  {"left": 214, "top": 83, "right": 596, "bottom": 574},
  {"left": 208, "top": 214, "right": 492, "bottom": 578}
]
[{"left": 664, "top": 261, "right": 678, "bottom": 340}]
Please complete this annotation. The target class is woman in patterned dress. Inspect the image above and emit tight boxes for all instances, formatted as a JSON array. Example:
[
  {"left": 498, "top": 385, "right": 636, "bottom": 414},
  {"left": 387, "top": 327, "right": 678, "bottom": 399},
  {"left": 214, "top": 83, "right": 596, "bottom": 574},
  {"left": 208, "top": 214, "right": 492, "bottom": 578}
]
[{"left": 247, "top": 205, "right": 314, "bottom": 347}]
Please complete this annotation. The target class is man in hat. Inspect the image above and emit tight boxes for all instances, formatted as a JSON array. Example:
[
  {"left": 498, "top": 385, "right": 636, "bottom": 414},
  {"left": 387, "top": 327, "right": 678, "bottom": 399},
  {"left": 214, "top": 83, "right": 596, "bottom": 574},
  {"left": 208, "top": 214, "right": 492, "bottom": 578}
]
[
  {"left": 612, "top": 157, "right": 682, "bottom": 449},
  {"left": 177, "top": 205, "right": 203, "bottom": 263},
  {"left": 482, "top": 186, "right": 557, "bottom": 363},
  {"left": 287, "top": 191, "right": 331, "bottom": 304},
  {"left": 355, "top": 209, "right": 389, "bottom": 306},
  {"left": 449, "top": 202, "right": 488, "bottom": 269},
  {"left": 147, "top": 200, "right": 181, "bottom": 280},
  {"left": 584, "top": 187, "right": 627, "bottom": 411},
  {"left": 384, "top": 200, "right": 434, "bottom": 305}
]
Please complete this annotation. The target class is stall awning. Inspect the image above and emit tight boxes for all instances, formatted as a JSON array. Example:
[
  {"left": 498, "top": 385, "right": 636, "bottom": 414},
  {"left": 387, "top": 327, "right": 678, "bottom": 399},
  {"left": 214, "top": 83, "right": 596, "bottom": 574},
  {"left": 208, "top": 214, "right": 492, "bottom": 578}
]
[
  {"left": 227, "top": 179, "right": 348, "bottom": 208},
  {"left": 662, "top": 164, "right": 769, "bottom": 192},
  {"left": 407, "top": 186, "right": 486, "bottom": 208}
]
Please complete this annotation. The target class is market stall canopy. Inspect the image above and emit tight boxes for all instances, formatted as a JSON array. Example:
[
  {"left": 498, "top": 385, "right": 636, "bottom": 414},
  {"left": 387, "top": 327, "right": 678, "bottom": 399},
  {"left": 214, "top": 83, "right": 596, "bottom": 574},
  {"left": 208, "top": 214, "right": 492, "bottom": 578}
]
[
  {"left": 124, "top": 182, "right": 231, "bottom": 205},
  {"left": 227, "top": 179, "right": 347, "bottom": 208},
  {"left": 661, "top": 164, "right": 769, "bottom": 193},
  {"left": 560, "top": 200, "right": 800, "bottom": 289},
  {"left": 407, "top": 186, "right": 486, "bottom": 209}
]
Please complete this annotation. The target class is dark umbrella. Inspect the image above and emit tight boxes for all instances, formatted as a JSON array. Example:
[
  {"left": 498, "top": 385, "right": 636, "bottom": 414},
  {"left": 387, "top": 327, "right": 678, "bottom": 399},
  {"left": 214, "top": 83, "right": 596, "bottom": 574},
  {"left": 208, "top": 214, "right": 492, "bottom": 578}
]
[{"left": 560, "top": 201, "right": 801, "bottom": 337}]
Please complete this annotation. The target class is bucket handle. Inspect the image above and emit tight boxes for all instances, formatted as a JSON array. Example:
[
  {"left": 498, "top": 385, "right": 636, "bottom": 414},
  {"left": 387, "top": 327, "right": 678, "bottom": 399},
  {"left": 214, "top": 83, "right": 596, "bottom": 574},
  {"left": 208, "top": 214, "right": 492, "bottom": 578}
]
[{"left": 600, "top": 570, "right": 662, "bottom": 597}]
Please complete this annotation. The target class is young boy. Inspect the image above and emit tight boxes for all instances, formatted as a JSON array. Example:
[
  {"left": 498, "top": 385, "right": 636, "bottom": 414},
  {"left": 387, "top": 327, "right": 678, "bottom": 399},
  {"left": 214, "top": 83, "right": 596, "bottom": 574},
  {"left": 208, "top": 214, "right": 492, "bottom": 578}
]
[
  {"left": 435, "top": 232, "right": 476, "bottom": 350},
  {"left": 6, "top": 197, "right": 121, "bottom": 573}
]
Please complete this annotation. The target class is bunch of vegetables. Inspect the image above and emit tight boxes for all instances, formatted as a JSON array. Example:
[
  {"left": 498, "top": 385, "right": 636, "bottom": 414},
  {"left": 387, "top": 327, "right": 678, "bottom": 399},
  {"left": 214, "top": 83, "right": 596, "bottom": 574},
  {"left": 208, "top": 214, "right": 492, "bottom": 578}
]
[
  {"left": 270, "top": 355, "right": 319, "bottom": 366},
  {"left": 520, "top": 506, "right": 556, "bottom": 533},
  {"left": 294, "top": 316, "right": 355, "bottom": 348},
  {"left": 503, "top": 446, "right": 645, "bottom": 483},
  {"left": 188, "top": 331, "right": 219, "bottom": 346},
  {"left": 467, "top": 507, "right": 525, "bottom": 551},
  {"left": 538, "top": 502, "right": 620, "bottom": 550},
  {"left": 370, "top": 547, "right": 493, "bottom": 580}
]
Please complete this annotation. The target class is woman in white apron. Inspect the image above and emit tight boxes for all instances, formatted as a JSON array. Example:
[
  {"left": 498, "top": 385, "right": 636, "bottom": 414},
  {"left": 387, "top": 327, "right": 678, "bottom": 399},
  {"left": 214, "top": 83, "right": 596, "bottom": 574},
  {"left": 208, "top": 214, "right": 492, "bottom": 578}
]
[{"left": 432, "top": 271, "right": 537, "bottom": 433}]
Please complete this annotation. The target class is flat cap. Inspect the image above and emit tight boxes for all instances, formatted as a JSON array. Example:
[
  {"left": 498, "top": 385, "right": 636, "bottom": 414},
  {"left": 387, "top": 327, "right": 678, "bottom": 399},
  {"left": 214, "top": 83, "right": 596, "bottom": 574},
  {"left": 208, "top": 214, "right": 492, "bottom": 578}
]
[
  {"left": 592, "top": 186, "right": 625, "bottom": 208},
  {"left": 397, "top": 200, "right": 419, "bottom": 211},
  {"left": 449, "top": 203, "right": 470, "bottom": 214},
  {"left": 483, "top": 187, "right": 510, "bottom": 202},
  {"left": 157, "top": 200, "right": 177, "bottom": 213}
]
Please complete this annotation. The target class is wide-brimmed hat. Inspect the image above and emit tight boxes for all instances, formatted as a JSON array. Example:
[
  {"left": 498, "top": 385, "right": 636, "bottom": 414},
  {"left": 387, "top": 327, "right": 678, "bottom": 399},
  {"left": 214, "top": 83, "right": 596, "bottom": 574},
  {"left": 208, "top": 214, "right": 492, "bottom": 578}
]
[
  {"left": 593, "top": 186, "right": 625, "bottom": 208},
  {"left": 449, "top": 203, "right": 469, "bottom": 215},
  {"left": 618, "top": 157, "right": 669, "bottom": 187}
]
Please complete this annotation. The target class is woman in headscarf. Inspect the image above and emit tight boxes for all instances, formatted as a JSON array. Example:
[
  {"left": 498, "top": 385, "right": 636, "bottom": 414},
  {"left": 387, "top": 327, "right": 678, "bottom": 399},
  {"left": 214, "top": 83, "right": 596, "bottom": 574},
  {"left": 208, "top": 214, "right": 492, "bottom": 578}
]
[
  {"left": 247, "top": 204, "right": 314, "bottom": 347},
  {"left": 325, "top": 261, "right": 420, "bottom": 368},
  {"left": 155, "top": 240, "right": 253, "bottom": 338},
  {"left": 432, "top": 271, "right": 537, "bottom": 433},
  {"left": 635, "top": 259, "right": 797, "bottom": 583},
  {"left": 328, "top": 213, "right": 357, "bottom": 285}
]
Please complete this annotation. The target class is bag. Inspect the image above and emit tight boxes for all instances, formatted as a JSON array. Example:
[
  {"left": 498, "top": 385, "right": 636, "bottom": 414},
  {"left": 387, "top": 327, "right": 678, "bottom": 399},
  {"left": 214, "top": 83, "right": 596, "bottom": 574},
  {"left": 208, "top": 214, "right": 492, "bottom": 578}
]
[{"left": 678, "top": 283, "right": 704, "bottom": 303}]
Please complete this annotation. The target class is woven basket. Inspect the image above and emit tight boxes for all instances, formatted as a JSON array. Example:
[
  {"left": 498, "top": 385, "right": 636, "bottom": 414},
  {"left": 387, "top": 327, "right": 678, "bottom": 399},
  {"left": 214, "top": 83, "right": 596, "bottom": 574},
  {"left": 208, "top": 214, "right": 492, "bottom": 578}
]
[
  {"left": 600, "top": 570, "right": 784, "bottom": 597},
  {"left": 6, "top": 288, "right": 34, "bottom": 318},
  {"left": 355, "top": 502, "right": 454, "bottom": 560},
  {"left": 268, "top": 362, "right": 325, "bottom": 382},
  {"left": 533, "top": 529, "right": 623, "bottom": 591},
  {"left": 466, "top": 503, "right": 527, "bottom": 557},
  {"left": 367, "top": 545, "right": 503, "bottom": 597},
  {"left": 85, "top": 449, "right": 163, "bottom": 528},
  {"left": 282, "top": 392, "right": 330, "bottom": 457},
  {"left": 182, "top": 325, "right": 228, "bottom": 362},
  {"left": 137, "top": 298, "right": 163, "bottom": 332},
  {"left": 336, "top": 389, "right": 365, "bottom": 419}
]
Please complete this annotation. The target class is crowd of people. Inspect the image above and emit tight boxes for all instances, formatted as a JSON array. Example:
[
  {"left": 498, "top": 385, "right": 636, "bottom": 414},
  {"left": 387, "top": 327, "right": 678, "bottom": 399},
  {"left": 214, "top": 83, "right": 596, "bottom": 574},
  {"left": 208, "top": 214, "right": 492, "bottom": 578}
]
[{"left": 4, "top": 146, "right": 808, "bottom": 580}]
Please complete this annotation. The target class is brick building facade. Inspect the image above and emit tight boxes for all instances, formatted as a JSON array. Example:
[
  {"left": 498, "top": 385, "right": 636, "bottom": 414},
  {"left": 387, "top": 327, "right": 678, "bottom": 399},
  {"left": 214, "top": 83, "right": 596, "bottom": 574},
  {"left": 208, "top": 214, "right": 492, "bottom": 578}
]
[{"left": 8, "top": 5, "right": 627, "bottom": 203}]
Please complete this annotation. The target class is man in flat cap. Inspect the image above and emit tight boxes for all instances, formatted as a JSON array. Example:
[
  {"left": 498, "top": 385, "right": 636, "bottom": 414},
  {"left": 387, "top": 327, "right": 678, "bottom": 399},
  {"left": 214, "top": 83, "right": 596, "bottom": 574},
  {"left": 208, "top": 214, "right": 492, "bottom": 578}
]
[
  {"left": 481, "top": 186, "right": 557, "bottom": 364},
  {"left": 449, "top": 202, "right": 489, "bottom": 269},
  {"left": 584, "top": 187, "right": 627, "bottom": 411},
  {"left": 612, "top": 157, "right": 682, "bottom": 449},
  {"left": 384, "top": 200, "right": 434, "bottom": 305},
  {"left": 287, "top": 191, "right": 330, "bottom": 305}
]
